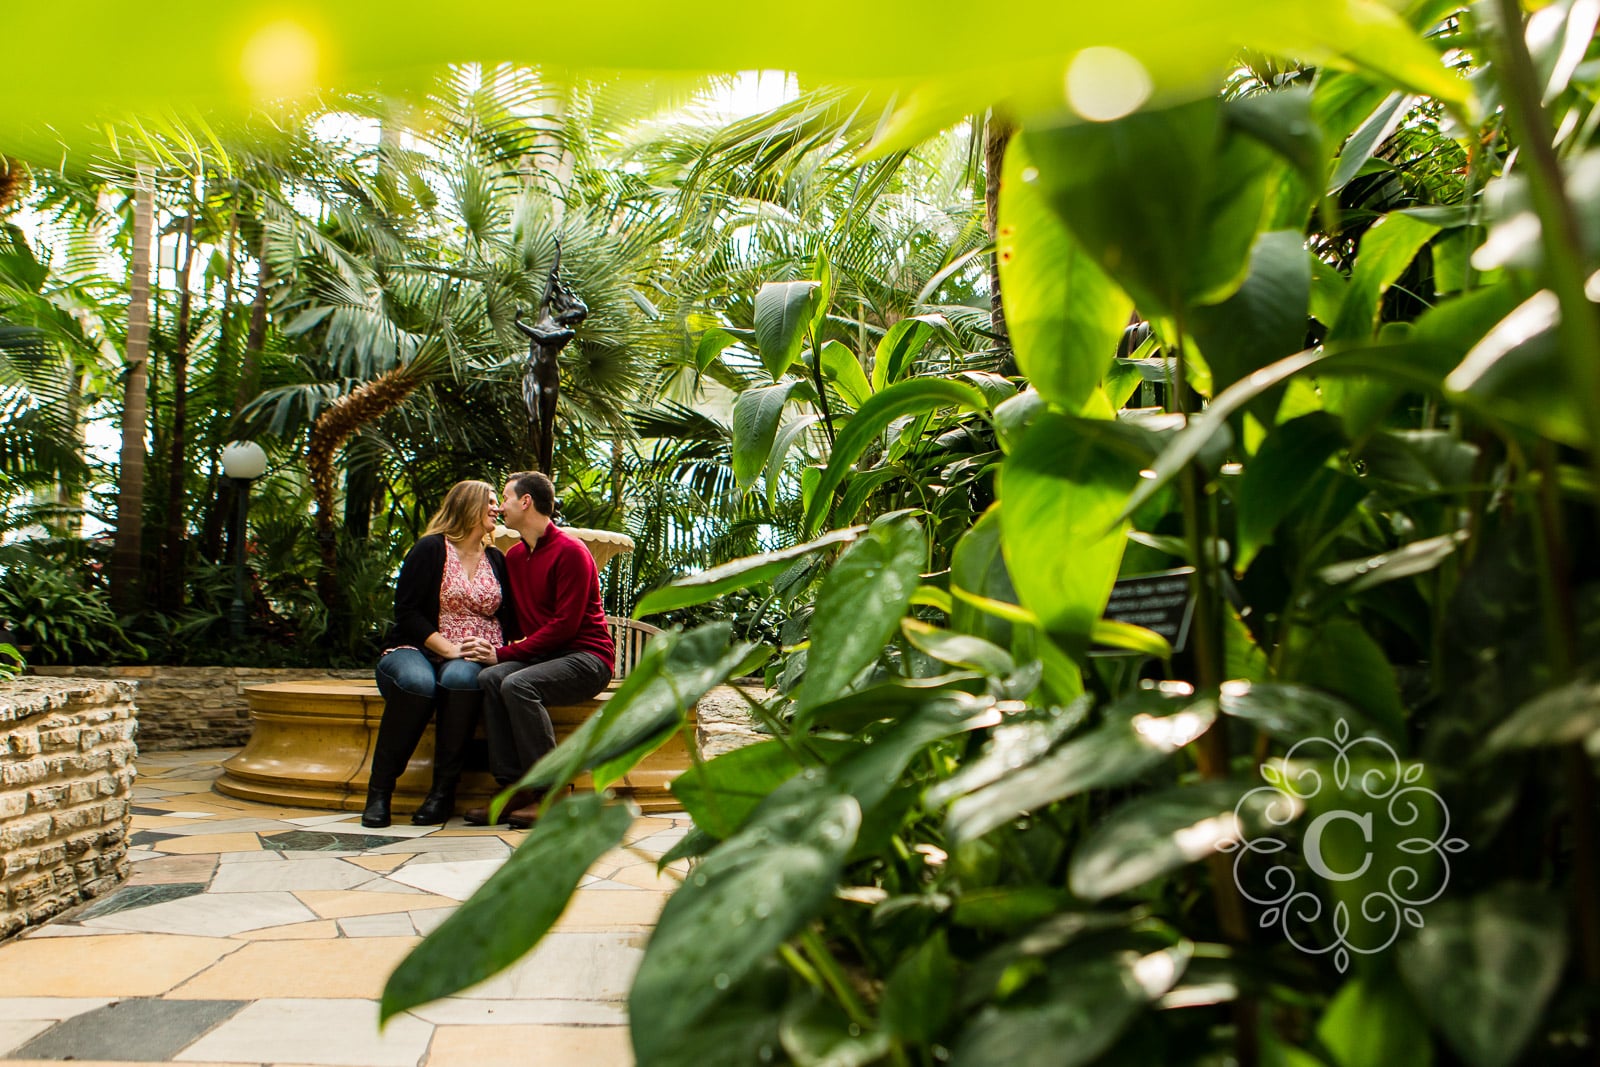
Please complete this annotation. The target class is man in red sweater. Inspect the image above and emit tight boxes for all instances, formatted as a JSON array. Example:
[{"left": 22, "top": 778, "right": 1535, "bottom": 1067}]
[{"left": 465, "top": 470, "right": 615, "bottom": 828}]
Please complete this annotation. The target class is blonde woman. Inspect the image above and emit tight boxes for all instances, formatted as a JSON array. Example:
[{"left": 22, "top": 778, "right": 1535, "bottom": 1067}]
[{"left": 363, "top": 480, "right": 520, "bottom": 828}]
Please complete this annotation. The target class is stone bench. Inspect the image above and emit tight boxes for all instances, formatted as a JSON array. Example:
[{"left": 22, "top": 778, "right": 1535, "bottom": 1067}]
[
  {"left": 215, "top": 679, "right": 695, "bottom": 815},
  {"left": 215, "top": 619, "right": 692, "bottom": 815}
]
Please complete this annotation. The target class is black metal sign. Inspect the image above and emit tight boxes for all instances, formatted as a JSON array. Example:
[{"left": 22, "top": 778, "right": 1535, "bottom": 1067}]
[{"left": 1091, "top": 567, "right": 1195, "bottom": 656}]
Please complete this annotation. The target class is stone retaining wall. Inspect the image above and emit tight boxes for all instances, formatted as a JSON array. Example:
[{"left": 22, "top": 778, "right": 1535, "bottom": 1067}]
[
  {"left": 30, "top": 666, "right": 371, "bottom": 750},
  {"left": 0, "top": 678, "right": 137, "bottom": 940}
]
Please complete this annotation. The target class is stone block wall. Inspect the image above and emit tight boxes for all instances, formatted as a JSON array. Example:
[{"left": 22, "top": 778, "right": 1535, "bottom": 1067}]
[
  {"left": 0, "top": 677, "right": 137, "bottom": 940},
  {"left": 30, "top": 666, "right": 370, "bottom": 750}
]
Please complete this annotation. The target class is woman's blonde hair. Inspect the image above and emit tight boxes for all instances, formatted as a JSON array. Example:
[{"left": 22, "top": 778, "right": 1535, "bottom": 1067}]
[{"left": 423, "top": 480, "right": 494, "bottom": 546}]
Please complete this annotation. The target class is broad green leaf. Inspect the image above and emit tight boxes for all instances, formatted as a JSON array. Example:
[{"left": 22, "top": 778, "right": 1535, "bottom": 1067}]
[
  {"left": 764, "top": 415, "right": 821, "bottom": 505},
  {"left": 803, "top": 377, "right": 990, "bottom": 536},
  {"left": 513, "top": 623, "right": 764, "bottom": 795},
  {"left": 950, "top": 886, "right": 1075, "bottom": 932},
  {"left": 1235, "top": 412, "right": 1347, "bottom": 569},
  {"left": 1189, "top": 230, "right": 1312, "bottom": 404},
  {"left": 945, "top": 701, "right": 1216, "bottom": 844},
  {"left": 381, "top": 794, "right": 632, "bottom": 1019},
  {"left": 1116, "top": 347, "right": 1326, "bottom": 524},
  {"left": 872, "top": 313, "right": 947, "bottom": 391},
  {"left": 926, "top": 699, "right": 1090, "bottom": 808},
  {"left": 1283, "top": 616, "right": 1406, "bottom": 739},
  {"left": 882, "top": 931, "right": 957, "bottom": 1043},
  {"left": 629, "top": 790, "right": 861, "bottom": 1061},
  {"left": 633, "top": 525, "right": 866, "bottom": 617},
  {"left": 951, "top": 945, "right": 1189, "bottom": 1067},
  {"left": 1355, "top": 429, "right": 1480, "bottom": 493},
  {"left": 1487, "top": 676, "right": 1600, "bottom": 753},
  {"left": 950, "top": 505, "right": 1021, "bottom": 648},
  {"left": 1317, "top": 969, "right": 1433, "bottom": 1067},
  {"left": 670, "top": 740, "right": 805, "bottom": 838},
  {"left": 996, "top": 139, "right": 1132, "bottom": 411},
  {"left": 1069, "top": 780, "right": 1302, "bottom": 900},
  {"left": 1021, "top": 97, "right": 1271, "bottom": 317},
  {"left": 1217, "top": 680, "right": 1381, "bottom": 743},
  {"left": 798, "top": 674, "right": 987, "bottom": 735},
  {"left": 798, "top": 512, "right": 926, "bottom": 711},
  {"left": 731, "top": 380, "right": 804, "bottom": 489},
  {"left": 1316, "top": 530, "right": 1468, "bottom": 597},
  {"left": 1445, "top": 289, "right": 1589, "bottom": 447},
  {"left": 1089, "top": 619, "right": 1173, "bottom": 659},
  {"left": 992, "top": 389, "right": 1046, "bottom": 453},
  {"left": 901, "top": 618, "right": 1015, "bottom": 676},
  {"left": 1397, "top": 887, "right": 1566, "bottom": 1067},
  {"left": 819, "top": 339, "right": 872, "bottom": 408},
  {"left": 694, "top": 325, "right": 757, "bottom": 373},
  {"left": 1310, "top": 254, "right": 1349, "bottom": 327},
  {"left": 1002, "top": 413, "right": 1143, "bottom": 658},
  {"left": 1326, "top": 92, "right": 1414, "bottom": 194},
  {"left": 1225, "top": 88, "right": 1326, "bottom": 194},
  {"left": 753, "top": 281, "right": 821, "bottom": 381},
  {"left": 780, "top": 992, "right": 891, "bottom": 1067}
]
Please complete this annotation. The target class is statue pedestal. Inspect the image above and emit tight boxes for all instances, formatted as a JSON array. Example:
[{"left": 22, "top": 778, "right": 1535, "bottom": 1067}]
[{"left": 492, "top": 525, "right": 635, "bottom": 571}]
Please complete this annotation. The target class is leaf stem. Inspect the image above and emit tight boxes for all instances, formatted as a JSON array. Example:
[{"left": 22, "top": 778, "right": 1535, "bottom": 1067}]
[{"left": 799, "top": 926, "right": 873, "bottom": 1030}]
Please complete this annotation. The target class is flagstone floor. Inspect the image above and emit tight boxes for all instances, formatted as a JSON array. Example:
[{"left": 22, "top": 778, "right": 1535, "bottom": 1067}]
[{"left": 0, "top": 749, "right": 691, "bottom": 1066}]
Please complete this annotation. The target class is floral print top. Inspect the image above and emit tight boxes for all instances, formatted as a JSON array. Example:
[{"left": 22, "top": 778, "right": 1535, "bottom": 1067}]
[{"left": 436, "top": 539, "right": 504, "bottom": 649}]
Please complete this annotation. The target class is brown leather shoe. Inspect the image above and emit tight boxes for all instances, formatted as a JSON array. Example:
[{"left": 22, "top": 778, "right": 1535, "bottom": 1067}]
[
  {"left": 505, "top": 793, "right": 549, "bottom": 830},
  {"left": 462, "top": 789, "right": 538, "bottom": 827}
]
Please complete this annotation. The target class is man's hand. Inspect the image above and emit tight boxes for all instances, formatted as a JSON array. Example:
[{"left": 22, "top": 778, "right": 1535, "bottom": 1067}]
[{"left": 460, "top": 636, "right": 498, "bottom": 665}]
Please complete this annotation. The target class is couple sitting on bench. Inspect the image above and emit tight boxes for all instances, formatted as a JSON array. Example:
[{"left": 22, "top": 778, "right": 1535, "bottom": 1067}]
[{"left": 361, "top": 470, "right": 615, "bottom": 830}]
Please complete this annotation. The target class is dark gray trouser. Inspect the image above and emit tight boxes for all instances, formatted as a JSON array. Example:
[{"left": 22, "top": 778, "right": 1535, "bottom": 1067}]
[{"left": 477, "top": 651, "right": 613, "bottom": 784}]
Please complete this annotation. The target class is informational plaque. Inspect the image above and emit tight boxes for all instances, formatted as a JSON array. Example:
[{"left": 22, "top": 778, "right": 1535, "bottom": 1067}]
[{"left": 1091, "top": 567, "right": 1195, "bottom": 656}]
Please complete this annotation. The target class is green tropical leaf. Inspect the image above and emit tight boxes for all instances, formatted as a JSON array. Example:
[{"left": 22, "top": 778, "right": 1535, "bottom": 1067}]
[
  {"left": 1188, "top": 229, "right": 1312, "bottom": 404},
  {"left": 798, "top": 511, "right": 926, "bottom": 711},
  {"left": 901, "top": 618, "right": 1015, "bottom": 676},
  {"left": 872, "top": 314, "right": 947, "bottom": 392},
  {"left": 633, "top": 526, "right": 867, "bottom": 617},
  {"left": 670, "top": 740, "right": 805, "bottom": 838},
  {"left": 1235, "top": 412, "right": 1347, "bottom": 569},
  {"left": 695, "top": 325, "right": 757, "bottom": 373},
  {"left": 731, "top": 379, "right": 805, "bottom": 489},
  {"left": 753, "top": 280, "right": 821, "bottom": 381},
  {"left": 803, "top": 377, "right": 991, "bottom": 536},
  {"left": 819, "top": 339, "right": 872, "bottom": 408},
  {"left": 381, "top": 794, "right": 632, "bottom": 1019}
]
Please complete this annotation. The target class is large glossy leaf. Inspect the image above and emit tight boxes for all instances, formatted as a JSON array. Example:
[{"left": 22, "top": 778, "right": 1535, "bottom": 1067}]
[
  {"left": 1317, "top": 970, "right": 1434, "bottom": 1067},
  {"left": 950, "top": 505, "right": 1022, "bottom": 649},
  {"left": 381, "top": 793, "right": 632, "bottom": 1019},
  {"left": 780, "top": 992, "right": 890, "bottom": 1067},
  {"left": 1445, "top": 289, "right": 1589, "bottom": 447},
  {"left": 764, "top": 414, "right": 821, "bottom": 505},
  {"left": 513, "top": 623, "right": 764, "bottom": 795},
  {"left": 1069, "top": 780, "right": 1302, "bottom": 900},
  {"left": 1188, "top": 230, "right": 1311, "bottom": 403},
  {"left": 628, "top": 790, "right": 861, "bottom": 1061},
  {"left": 753, "top": 281, "right": 821, "bottom": 381},
  {"left": 633, "top": 525, "right": 866, "bottom": 617},
  {"left": 797, "top": 674, "right": 987, "bottom": 735},
  {"left": 1217, "top": 680, "right": 1383, "bottom": 744},
  {"left": 1316, "top": 530, "right": 1468, "bottom": 598},
  {"left": 1326, "top": 92, "right": 1414, "bottom": 194},
  {"left": 1235, "top": 412, "right": 1347, "bottom": 569},
  {"left": 1396, "top": 887, "right": 1567, "bottom": 1067},
  {"left": 731, "top": 380, "right": 805, "bottom": 489},
  {"left": 882, "top": 930, "right": 957, "bottom": 1043},
  {"left": 1002, "top": 412, "right": 1143, "bottom": 658},
  {"left": 996, "top": 139, "right": 1132, "bottom": 412},
  {"left": 669, "top": 740, "right": 805, "bottom": 838},
  {"left": 694, "top": 325, "right": 757, "bottom": 373},
  {"left": 944, "top": 701, "right": 1216, "bottom": 844},
  {"left": 1283, "top": 616, "right": 1406, "bottom": 740},
  {"left": 819, "top": 339, "right": 872, "bottom": 408},
  {"left": 798, "top": 512, "right": 926, "bottom": 711},
  {"left": 926, "top": 700, "right": 1090, "bottom": 809},
  {"left": 1021, "top": 97, "right": 1273, "bottom": 316},
  {"left": 901, "top": 619, "right": 1015, "bottom": 676},
  {"left": 1225, "top": 88, "right": 1326, "bottom": 194},
  {"left": 950, "top": 944, "right": 1189, "bottom": 1067},
  {"left": 802, "top": 377, "right": 990, "bottom": 536},
  {"left": 872, "top": 314, "right": 947, "bottom": 392},
  {"left": 1487, "top": 675, "right": 1600, "bottom": 753}
]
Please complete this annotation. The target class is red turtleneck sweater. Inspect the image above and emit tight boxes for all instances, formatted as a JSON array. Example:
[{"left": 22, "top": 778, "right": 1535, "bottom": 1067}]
[{"left": 493, "top": 523, "right": 615, "bottom": 671}]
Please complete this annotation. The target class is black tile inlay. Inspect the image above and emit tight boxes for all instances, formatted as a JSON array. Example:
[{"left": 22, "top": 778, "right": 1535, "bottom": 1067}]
[
  {"left": 129, "top": 805, "right": 171, "bottom": 816},
  {"left": 261, "top": 829, "right": 398, "bottom": 852},
  {"left": 12, "top": 998, "right": 247, "bottom": 1061},
  {"left": 128, "top": 830, "right": 181, "bottom": 847},
  {"left": 75, "top": 882, "right": 207, "bottom": 920}
]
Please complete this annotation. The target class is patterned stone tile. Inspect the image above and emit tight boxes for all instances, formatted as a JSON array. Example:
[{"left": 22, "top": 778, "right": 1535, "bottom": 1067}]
[
  {"left": 406, "top": 998, "right": 626, "bottom": 1026},
  {"left": 0, "top": 998, "right": 115, "bottom": 1023},
  {"left": 174, "top": 998, "right": 432, "bottom": 1067},
  {"left": 210, "top": 857, "right": 377, "bottom": 894},
  {"left": 161, "top": 832, "right": 264, "bottom": 855},
  {"left": 74, "top": 882, "right": 207, "bottom": 920},
  {"left": 453, "top": 932, "right": 643, "bottom": 1001},
  {"left": 385, "top": 858, "right": 503, "bottom": 901},
  {"left": 348, "top": 854, "right": 411, "bottom": 872},
  {"left": 294, "top": 889, "right": 458, "bottom": 919},
  {"left": 231, "top": 919, "right": 341, "bottom": 941},
  {"left": 165, "top": 939, "right": 420, "bottom": 1000},
  {"left": 78, "top": 891, "right": 317, "bottom": 938},
  {"left": 0, "top": 935, "right": 235, "bottom": 996},
  {"left": 336, "top": 913, "right": 417, "bottom": 938},
  {"left": 260, "top": 830, "right": 402, "bottom": 853},
  {"left": 0, "top": 1020, "right": 55, "bottom": 1056},
  {"left": 426, "top": 1023, "right": 633, "bottom": 1067},
  {"left": 9, "top": 997, "right": 246, "bottom": 1062},
  {"left": 126, "top": 854, "right": 220, "bottom": 886}
]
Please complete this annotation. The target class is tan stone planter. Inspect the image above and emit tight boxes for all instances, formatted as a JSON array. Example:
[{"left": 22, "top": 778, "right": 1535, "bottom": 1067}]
[{"left": 216, "top": 679, "right": 693, "bottom": 815}]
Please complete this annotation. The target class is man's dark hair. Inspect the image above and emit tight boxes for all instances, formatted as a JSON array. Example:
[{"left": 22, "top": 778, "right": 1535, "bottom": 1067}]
[{"left": 507, "top": 470, "right": 555, "bottom": 516}]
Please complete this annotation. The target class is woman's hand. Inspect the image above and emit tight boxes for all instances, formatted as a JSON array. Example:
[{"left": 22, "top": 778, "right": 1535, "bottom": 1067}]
[{"left": 460, "top": 637, "right": 498, "bottom": 665}]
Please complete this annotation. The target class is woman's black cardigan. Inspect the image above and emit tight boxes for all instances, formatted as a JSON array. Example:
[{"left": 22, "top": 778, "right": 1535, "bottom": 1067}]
[{"left": 384, "top": 533, "right": 520, "bottom": 650}]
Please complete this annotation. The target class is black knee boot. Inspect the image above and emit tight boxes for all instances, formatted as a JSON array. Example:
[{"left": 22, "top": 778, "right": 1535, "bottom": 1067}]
[
  {"left": 363, "top": 688, "right": 435, "bottom": 828},
  {"left": 411, "top": 687, "right": 480, "bottom": 825}
]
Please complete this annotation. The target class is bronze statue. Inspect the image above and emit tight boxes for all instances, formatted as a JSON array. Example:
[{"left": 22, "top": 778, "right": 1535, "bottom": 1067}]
[{"left": 513, "top": 241, "right": 588, "bottom": 475}]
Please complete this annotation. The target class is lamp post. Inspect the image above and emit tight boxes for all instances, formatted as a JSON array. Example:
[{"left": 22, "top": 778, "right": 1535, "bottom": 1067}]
[{"left": 219, "top": 441, "right": 268, "bottom": 643}]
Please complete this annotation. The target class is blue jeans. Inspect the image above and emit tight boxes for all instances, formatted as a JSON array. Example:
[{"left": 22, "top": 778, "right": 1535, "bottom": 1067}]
[{"left": 375, "top": 648, "right": 483, "bottom": 701}]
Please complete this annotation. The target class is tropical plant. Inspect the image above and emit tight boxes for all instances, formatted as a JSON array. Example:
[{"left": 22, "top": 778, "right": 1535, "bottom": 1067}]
[{"left": 378, "top": 2, "right": 1600, "bottom": 1065}]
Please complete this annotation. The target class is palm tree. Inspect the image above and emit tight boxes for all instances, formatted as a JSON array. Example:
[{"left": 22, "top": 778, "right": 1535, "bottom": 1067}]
[{"left": 109, "top": 162, "right": 154, "bottom": 614}]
